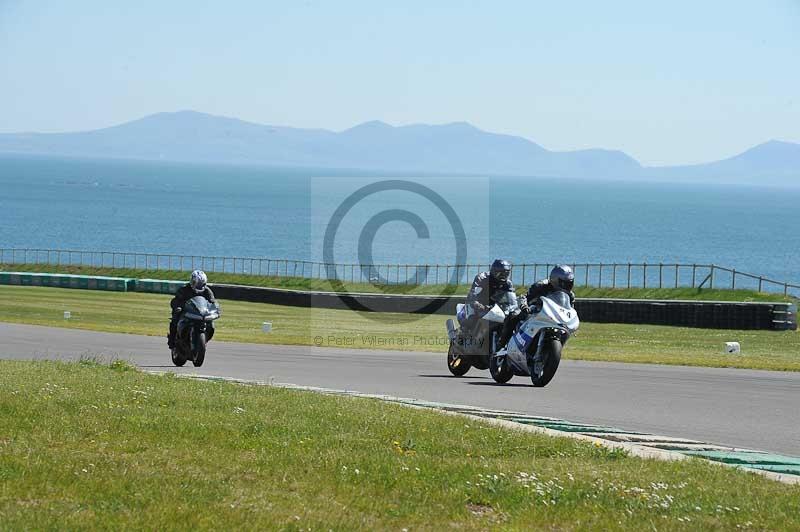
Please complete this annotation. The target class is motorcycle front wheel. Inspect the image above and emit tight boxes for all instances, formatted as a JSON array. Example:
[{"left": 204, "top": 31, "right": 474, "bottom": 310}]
[
  {"left": 192, "top": 330, "right": 207, "bottom": 367},
  {"left": 489, "top": 355, "right": 513, "bottom": 383},
  {"left": 171, "top": 348, "right": 187, "bottom": 367},
  {"left": 530, "top": 339, "right": 561, "bottom": 387},
  {"left": 447, "top": 343, "right": 470, "bottom": 376}
]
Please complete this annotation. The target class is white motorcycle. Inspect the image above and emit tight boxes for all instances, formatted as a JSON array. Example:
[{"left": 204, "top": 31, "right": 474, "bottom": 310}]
[
  {"left": 445, "top": 290, "right": 518, "bottom": 376},
  {"left": 489, "top": 290, "right": 579, "bottom": 387}
]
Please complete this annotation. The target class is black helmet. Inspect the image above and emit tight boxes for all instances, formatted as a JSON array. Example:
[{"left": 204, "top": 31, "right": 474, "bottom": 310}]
[
  {"left": 490, "top": 259, "right": 512, "bottom": 283},
  {"left": 549, "top": 264, "right": 574, "bottom": 291}
]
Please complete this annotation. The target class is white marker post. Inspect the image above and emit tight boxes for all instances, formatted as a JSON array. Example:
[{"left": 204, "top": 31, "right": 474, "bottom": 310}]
[{"left": 724, "top": 342, "right": 741, "bottom": 354}]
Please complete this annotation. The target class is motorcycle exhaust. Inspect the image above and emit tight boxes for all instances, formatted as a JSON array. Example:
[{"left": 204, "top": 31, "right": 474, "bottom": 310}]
[{"left": 446, "top": 319, "right": 457, "bottom": 341}]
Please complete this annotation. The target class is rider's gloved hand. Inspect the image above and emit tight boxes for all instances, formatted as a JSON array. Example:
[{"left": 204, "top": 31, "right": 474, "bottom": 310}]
[{"left": 472, "top": 302, "right": 487, "bottom": 314}]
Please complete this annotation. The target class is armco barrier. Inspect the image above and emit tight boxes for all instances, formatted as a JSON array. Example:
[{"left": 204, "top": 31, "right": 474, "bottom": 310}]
[
  {"left": 209, "top": 284, "right": 455, "bottom": 314},
  {"left": 573, "top": 299, "right": 797, "bottom": 331},
  {"left": 210, "top": 284, "right": 797, "bottom": 331},
  {"left": 1, "top": 273, "right": 795, "bottom": 330},
  {"left": 0, "top": 272, "right": 133, "bottom": 292},
  {"left": 135, "top": 279, "right": 186, "bottom": 295}
]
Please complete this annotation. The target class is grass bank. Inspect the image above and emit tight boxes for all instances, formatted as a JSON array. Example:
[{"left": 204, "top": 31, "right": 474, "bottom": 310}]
[
  {"left": 1, "top": 360, "right": 797, "bottom": 530},
  {"left": 1, "top": 285, "right": 799, "bottom": 371},
  {"left": 2, "top": 263, "right": 794, "bottom": 302}
]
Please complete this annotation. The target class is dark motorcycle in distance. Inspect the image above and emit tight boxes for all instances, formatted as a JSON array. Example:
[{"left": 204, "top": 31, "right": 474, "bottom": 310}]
[
  {"left": 171, "top": 296, "right": 221, "bottom": 367},
  {"left": 445, "top": 290, "right": 518, "bottom": 376}
]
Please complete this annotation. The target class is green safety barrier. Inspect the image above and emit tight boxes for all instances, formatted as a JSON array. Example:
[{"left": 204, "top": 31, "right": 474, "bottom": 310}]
[
  {"left": 134, "top": 278, "right": 186, "bottom": 295},
  {"left": 0, "top": 272, "right": 134, "bottom": 292}
]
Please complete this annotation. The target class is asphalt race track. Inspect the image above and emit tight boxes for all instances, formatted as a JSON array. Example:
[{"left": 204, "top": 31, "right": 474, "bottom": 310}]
[{"left": 1, "top": 322, "right": 798, "bottom": 457}]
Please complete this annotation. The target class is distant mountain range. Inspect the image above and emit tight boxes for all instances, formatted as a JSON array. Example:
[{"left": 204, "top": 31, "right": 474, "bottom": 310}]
[{"left": 1, "top": 110, "right": 798, "bottom": 184}]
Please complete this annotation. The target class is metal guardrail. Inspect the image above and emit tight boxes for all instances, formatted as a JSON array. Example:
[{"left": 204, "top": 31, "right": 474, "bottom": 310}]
[
  {"left": 1, "top": 247, "right": 798, "bottom": 296},
  {"left": 1, "top": 271, "right": 795, "bottom": 329}
]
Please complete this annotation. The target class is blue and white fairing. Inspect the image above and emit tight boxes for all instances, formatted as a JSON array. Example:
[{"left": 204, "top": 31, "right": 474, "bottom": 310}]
[{"left": 504, "top": 290, "right": 579, "bottom": 375}]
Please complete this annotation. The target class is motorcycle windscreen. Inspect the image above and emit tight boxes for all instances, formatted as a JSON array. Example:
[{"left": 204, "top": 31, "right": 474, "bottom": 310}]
[
  {"left": 492, "top": 289, "right": 518, "bottom": 312},
  {"left": 545, "top": 290, "right": 572, "bottom": 309},
  {"left": 188, "top": 296, "right": 210, "bottom": 314}
]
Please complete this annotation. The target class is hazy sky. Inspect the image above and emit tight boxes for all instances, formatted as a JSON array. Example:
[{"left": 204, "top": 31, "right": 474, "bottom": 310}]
[{"left": 1, "top": 1, "right": 799, "bottom": 166}]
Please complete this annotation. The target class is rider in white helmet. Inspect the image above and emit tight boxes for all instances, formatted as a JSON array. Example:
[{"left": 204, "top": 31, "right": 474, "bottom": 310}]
[{"left": 168, "top": 270, "right": 216, "bottom": 349}]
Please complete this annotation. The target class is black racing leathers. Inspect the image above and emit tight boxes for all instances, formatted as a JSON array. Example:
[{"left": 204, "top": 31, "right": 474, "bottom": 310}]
[
  {"left": 496, "top": 279, "right": 575, "bottom": 351},
  {"left": 461, "top": 271, "right": 514, "bottom": 344},
  {"left": 168, "top": 284, "right": 216, "bottom": 348},
  {"left": 465, "top": 271, "right": 514, "bottom": 316},
  {"left": 523, "top": 279, "right": 575, "bottom": 310}
]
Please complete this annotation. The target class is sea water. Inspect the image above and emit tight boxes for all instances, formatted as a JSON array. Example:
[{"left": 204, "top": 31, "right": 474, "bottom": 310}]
[{"left": 1, "top": 154, "right": 797, "bottom": 285}]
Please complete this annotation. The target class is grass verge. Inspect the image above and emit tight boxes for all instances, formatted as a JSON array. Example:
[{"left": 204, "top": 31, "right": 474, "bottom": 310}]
[
  {"left": 1, "top": 285, "right": 799, "bottom": 371},
  {"left": 1, "top": 359, "right": 798, "bottom": 530},
  {"left": 2, "top": 263, "right": 795, "bottom": 302}
]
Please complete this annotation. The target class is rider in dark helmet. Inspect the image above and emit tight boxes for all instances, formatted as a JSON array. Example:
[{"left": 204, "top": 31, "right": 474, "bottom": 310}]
[
  {"left": 460, "top": 259, "right": 514, "bottom": 342},
  {"left": 465, "top": 259, "right": 514, "bottom": 318},
  {"left": 167, "top": 270, "right": 216, "bottom": 350},
  {"left": 495, "top": 264, "right": 576, "bottom": 352}
]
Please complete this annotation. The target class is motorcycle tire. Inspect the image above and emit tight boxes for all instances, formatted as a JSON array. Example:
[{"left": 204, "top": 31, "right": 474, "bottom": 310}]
[
  {"left": 171, "top": 348, "right": 187, "bottom": 367},
  {"left": 530, "top": 339, "right": 561, "bottom": 387},
  {"left": 192, "top": 330, "right": 207, "bottom": 367},
  {"left": 447, "top": 343, "right": 470, "bottom": 376},
  {"left": 489, "top": 355, "right": 513, "bottom": 384}
]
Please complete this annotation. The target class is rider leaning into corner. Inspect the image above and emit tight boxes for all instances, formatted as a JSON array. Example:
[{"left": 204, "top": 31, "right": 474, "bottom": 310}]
[
  {"left": 462, "top": 259, "right": 515, "bottom": 335},
  {"left": 167, "top": 270, "right": 216, "bottom": 351},
  {"left": 495, "top": 264, "right": 576, "bottom": 352}
]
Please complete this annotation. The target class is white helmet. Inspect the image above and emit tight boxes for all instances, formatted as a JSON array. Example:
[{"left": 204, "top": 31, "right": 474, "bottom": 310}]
[{"left": 190, "top": 270, "right": 208, "bottom": 293}]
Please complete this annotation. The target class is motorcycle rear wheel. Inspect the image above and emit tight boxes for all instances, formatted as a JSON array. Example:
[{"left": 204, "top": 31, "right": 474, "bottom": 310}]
[
  {"left": 530, "top": 339, "right": 561, "bottom": 387},
  {"left": 447, "top": 343, "right": 470, "bottom": 376}
]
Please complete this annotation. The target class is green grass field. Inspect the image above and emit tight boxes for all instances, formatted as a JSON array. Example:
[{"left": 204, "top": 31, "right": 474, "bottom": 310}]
[
  {"left": 2, "top": 262, "right": 795, "bottom": 301},
  {"left": 1, "top": 360, "right": 797, "bottom": 530},
  {"left": 1, "top": 285, "right": 798, "bottom": 371}
]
